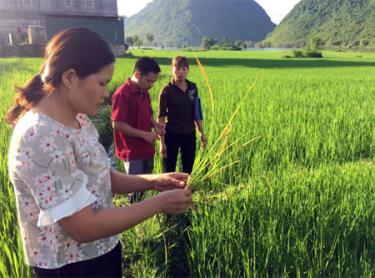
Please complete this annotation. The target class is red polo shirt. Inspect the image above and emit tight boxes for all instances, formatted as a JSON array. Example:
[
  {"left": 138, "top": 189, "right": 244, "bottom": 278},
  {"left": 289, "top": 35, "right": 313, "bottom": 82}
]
[{"left": 112, "top": 79, "right": 155, "bottom": 161}]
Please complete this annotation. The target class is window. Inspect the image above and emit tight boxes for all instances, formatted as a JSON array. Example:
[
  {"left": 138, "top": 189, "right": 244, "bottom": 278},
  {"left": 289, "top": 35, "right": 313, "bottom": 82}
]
[
  {"left": 23, "top": 0, "right": 31, "bottom": 7},
  {"left": 84, "top": 0, "right": 94, "bottom": 9},
  {"left": 64, "top": 0, "right": 72, "bottom": 8}
]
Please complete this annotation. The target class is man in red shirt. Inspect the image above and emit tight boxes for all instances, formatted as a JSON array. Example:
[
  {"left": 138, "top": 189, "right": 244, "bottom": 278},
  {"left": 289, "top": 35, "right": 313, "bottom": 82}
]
[{"left": 112, "top": 57, "right": 164, "bottom": 202}]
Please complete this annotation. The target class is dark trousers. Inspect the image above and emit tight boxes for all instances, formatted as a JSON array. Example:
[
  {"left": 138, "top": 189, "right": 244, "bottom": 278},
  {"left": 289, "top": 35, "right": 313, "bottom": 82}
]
[
  {"left": 32, "top": 242, "right": 122, "bottom": 278},
  {"left": 163, "top": 130, "right": 196, "bottom": 174}
]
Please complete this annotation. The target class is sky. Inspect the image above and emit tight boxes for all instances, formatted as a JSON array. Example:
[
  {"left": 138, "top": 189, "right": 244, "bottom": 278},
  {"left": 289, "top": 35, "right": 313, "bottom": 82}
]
[{"left": 118, "top": 0, "right": 301, "bottom": 24}]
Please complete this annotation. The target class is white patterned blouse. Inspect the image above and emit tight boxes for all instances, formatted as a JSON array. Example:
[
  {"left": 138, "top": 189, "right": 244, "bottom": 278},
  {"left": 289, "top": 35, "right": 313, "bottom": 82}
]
[{"left": 8, "top": 110, "right": 119, "bottom": 269}]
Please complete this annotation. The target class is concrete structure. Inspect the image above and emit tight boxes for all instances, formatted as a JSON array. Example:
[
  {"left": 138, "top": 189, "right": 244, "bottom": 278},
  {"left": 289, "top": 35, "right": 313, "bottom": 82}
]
[{"left": 0, "top": 0, "right": 124, "bottom": 51}]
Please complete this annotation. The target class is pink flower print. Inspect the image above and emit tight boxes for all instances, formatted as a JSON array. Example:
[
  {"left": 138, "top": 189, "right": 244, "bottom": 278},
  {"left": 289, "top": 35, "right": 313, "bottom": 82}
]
[
  {"left": 79, "top": 152, "right": 90, "bottom": 165},
  {"left": 65, "top": 239, "right": 83, "bottom": 263},
  {"left": 95, "top": 240, "right": 107, "bottom": 255},
  {"left": 34, "top": 171, "right": 56, "bottom": 189},
  {"left": 77, "top": 114, "right": 88, "bottom": 127},
  {"left": 16, "top": 159, "right": 32, "bottom": 171},
  {"left": 67, "top": 151, "right": 76, "bottom": 169},
  {"left": 79, "top": 136, "right": 86, "bottom": 147},
  {"left": 89, "top": 183, "right": 100, "bottom": 196},
  {"left": 34, "top": 172, "right": 57, "bottom": 207},
  {"left": 38, "top": 226, "right": 61, "bottom": 250},
  {"left": 92, "top": 199, "right": 104, "bottom": 210},
  {"left": 21, "top": 197, "right": 39, "bottom": 221},
  {"left": 16, "top": 146, "right": 35, "bottom": 170},
  {"left": 50, "top": 150, "right": 65, "bottom": 164},
  {"left": 25, "top": 129, "right": 36, "bottom": 140},
  {"left": 92, "top": 147, "right": 103, "bottom": 160},
  {"left": 30, "top": 248, "right": 45, "bottom": 265},
  {"left": 22, "top": 232, "right": 30, "bottom": 249},
  {"left": 98, "top": 167, "right": 110, "bottom": 180},
  {"left": 21, "top": 146, "right": 34, "bottom": 157},
  {"left": 40, "top": 137, "right": 57, "bottom": 153},
  {"left": 40, "top": 183, "right": 57, "bottom": 207},
  {"left": 59, "top": 183, "right": 74, "bottom": 199},
  {"left": 54, "top": 129, "right": 62, "bottom": 137},
  {"left": 37, "top": 260, "right": 49, "bottom": 268}
]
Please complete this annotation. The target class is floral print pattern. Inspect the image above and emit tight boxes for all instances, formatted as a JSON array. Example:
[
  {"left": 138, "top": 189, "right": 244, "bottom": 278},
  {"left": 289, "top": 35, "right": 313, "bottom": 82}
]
[{"left": 8, "top": 111, "right": 118, "bottom": 269}]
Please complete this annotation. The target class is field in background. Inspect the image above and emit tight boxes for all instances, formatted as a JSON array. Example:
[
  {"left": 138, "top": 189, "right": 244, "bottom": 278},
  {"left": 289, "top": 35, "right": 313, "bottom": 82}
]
[{"left": 0, "top": 50, "right": 374, "bottom": 277}]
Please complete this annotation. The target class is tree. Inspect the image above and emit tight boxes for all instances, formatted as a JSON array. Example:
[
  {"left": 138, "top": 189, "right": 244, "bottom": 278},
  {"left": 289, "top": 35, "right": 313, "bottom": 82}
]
[
  {"left": 309, "top": 36, "right": 323, "bottom": 50},
  {"left": 221, "top": 37, "right": 233, "bottom": 48},
  {"left": 201, "top": 36, "right": 217, "bottom": 50},
  {"left": 235, "top": 40, "right": 243, "bottom": 49},
  {"left": 133, "top": 35, "right": 142, "bottom": 49},
  {"left": 146, "top": 33, "right": 154, "bottom": 46},
  {"left": 125, "top": 36, "right": 134, "bottom": 47},
  {"left": 243, "top": 40, "right": 255, "bottom": 48}
]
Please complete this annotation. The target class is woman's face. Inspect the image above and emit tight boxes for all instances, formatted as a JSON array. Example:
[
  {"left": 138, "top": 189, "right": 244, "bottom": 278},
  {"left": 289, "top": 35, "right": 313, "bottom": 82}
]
[
  {"left": 68, "top": 63, "right": 114, "bottom": 116},
  {"left": 172, "top": 66, "right": 189, "bottom": 82}
]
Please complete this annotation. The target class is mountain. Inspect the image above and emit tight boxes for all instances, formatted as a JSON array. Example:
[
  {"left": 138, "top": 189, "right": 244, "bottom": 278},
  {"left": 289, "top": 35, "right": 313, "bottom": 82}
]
[
  {"left": 124, "top": 0, "right": 275, "bottom": 47},
  {"left": 264, "top": 0, "right": 375, "bottom": 48}
]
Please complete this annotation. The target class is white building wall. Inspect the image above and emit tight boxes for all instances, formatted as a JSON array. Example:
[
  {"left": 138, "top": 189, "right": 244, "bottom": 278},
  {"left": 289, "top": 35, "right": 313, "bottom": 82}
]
[{"left": 0, "top": 0, "right": 118, "bottom": 16}]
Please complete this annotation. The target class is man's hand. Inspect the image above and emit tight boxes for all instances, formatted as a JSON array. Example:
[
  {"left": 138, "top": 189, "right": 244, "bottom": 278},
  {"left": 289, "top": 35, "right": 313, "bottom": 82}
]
[
  {"left": 142, "top": 131, "right": 158, "bottom": 144},
  {"left": 160, "top": 143, "right": 167, "bottom": 158},
  {"left": 152, "top": 172, "right": 189, "bottom": 192},
  {"left": 155, "top": 122, "right": 166, "bottom": 137}
]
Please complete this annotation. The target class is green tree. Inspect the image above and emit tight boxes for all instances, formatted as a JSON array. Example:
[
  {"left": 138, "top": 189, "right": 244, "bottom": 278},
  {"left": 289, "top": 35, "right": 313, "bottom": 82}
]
[
  {"left": 146, "top": 33, "right": 154, "bottom": 46},
  {"left": 235, "top": 40, "right": 243, "bottom": 49},
  {"left": 133, "top": 35, "right": 142, "bottom": 49},
  {"left": 244, "top": 40, "right": 255, "bottom": 48},
  {"left": 221, "top": 37, "right": 233, "bottom": 48},
  {"left": 201, "top": 36, "right": 217, "bottom": 50},
  {"left": 125, "top": 36, "right": 134, "bottom": 47},
  {"left": 309, "top": 36, "right": 323, "bottom": 50}
]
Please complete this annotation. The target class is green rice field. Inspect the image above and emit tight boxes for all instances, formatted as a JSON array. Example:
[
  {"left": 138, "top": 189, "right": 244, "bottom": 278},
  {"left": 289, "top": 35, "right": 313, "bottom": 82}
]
[{"left": 1, "top": 49, "right": 374, "bottom": 277}]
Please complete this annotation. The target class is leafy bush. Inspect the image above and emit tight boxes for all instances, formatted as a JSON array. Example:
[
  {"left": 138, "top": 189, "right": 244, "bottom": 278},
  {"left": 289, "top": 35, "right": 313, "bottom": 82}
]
[
  {"left": 91, "top": 105, "right": 113, "bottom": 152},
  {"left": 304, "top": 50, "right": 323, "bottom": 58},
  {"left": 292, "top": 50, "right": 305, "bottom": 58},
  {"left": 286, "top": 49, "right": 323, "bottom": 58}
]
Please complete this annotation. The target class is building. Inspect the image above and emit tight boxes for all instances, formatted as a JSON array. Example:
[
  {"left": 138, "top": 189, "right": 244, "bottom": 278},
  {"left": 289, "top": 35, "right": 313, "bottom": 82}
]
[{"left": 0, "top": 0, "right": 124, "bottom": 54}]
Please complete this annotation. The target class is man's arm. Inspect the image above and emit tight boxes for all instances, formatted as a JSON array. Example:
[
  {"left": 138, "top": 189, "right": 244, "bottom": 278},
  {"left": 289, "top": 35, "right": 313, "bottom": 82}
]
[
  {"left": 112, "top": 88, "right": 157, "bottom": 144},
  {"left": 152, "top": 117, "right": 165, "bottom": 137},
  {"left": 112, "top": 121, "right": 157, "bottom": 144},
  {"left": 157, "top": 117, "right": 167, "bottom": 158}
]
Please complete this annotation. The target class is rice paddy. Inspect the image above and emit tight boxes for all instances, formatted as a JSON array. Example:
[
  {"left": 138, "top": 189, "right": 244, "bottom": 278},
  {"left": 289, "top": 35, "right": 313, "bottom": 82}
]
[{"left": 0, "top": 49, "right": 374, "bottom": 277}]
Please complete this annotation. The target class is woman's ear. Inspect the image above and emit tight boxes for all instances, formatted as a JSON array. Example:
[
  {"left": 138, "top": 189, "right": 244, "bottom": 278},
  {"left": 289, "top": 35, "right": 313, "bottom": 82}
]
[{"left": 61, "top": 69, "right": 78, "bottom": 89}]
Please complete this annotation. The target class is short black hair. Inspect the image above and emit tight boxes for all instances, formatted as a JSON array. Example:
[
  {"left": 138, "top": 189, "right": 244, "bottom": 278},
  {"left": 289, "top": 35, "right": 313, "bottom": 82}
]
[{"left": 134, "top": 57, "right": 161, "bottom": 76}]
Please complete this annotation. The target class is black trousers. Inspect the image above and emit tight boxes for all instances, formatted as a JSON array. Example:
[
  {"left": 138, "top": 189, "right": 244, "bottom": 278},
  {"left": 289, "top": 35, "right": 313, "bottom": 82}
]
[
  {"left": 32, "top": 242, "right": 122, "bottom": 278},
  {"left": 163, "top": 130, "right": 196, "bottom": 174}
]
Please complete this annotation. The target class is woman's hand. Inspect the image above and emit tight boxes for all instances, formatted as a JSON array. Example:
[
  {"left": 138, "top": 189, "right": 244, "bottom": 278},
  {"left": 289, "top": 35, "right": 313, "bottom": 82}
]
[
  {"left": 152, "top": 172, "right": 189, "bottom": 191},
  {"left": 156, "top": 189, "right": 192, "bottom": 215},
  {"left": 160, "top": 143, "right": 167, "bottom": 158},
  {"left": 200, "top": 133, "right": 207, "bottom": 147}
]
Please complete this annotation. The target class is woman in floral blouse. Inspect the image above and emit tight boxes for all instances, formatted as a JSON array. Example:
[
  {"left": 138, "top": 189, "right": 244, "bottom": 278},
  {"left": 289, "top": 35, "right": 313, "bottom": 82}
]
[{"left": 6, "top": 28, "right": 192, "bottom": 277}]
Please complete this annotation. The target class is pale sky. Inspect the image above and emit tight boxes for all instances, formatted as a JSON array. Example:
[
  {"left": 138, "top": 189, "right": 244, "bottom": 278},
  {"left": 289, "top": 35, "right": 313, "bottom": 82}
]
[{"left": 117, "top": 0, "right": 301, "bottom": 24}]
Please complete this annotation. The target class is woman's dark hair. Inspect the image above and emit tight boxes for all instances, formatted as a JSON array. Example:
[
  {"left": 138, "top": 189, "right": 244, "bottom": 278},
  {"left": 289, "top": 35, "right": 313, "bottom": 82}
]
[
  {"left": 6, "top": 27, "right": 115, "bottom": 126},
  {"left": 172, "top": 56, "right": 189, "bottom": 68}
]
